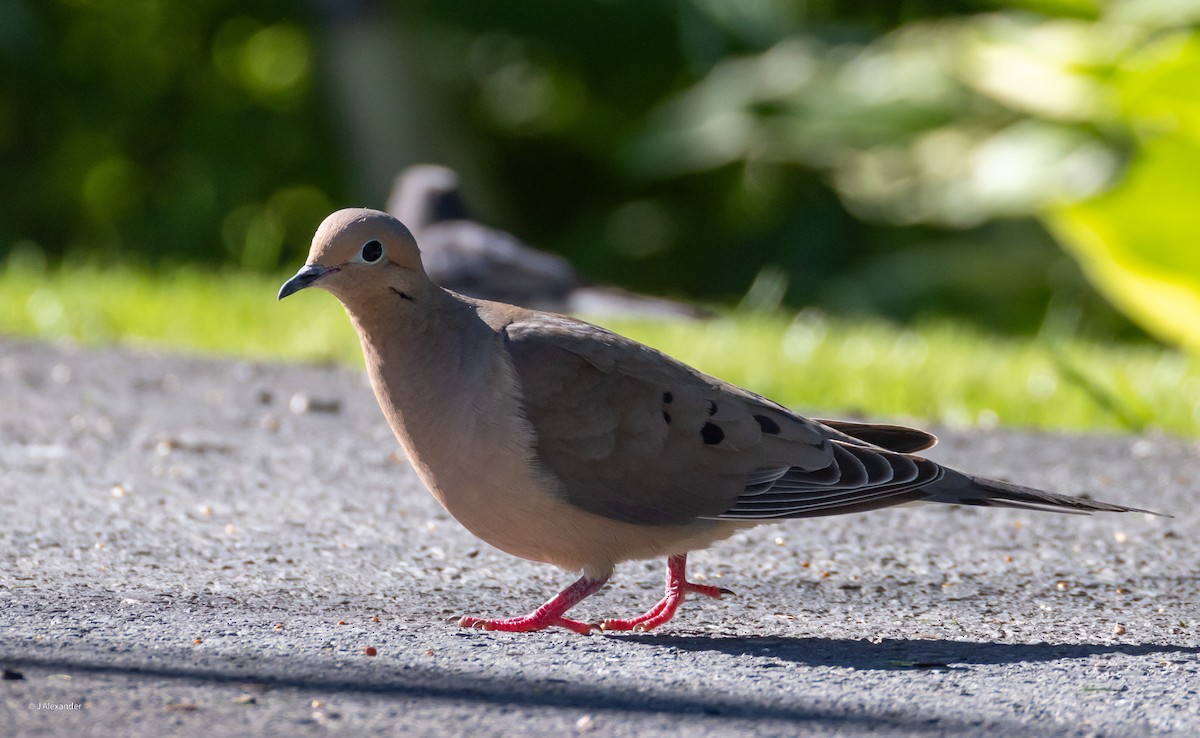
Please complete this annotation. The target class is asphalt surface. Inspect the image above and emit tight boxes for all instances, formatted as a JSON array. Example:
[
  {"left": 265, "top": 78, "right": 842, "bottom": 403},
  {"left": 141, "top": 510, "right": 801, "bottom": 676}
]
[{"left": 1, "top": 338, "right": 1197, "bottom": 737}]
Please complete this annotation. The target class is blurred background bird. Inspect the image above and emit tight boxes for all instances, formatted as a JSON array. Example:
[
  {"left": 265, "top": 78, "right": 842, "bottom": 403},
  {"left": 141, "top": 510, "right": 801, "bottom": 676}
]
[{"left": 388, "top": 164, "right": 711, "bottom": 319}]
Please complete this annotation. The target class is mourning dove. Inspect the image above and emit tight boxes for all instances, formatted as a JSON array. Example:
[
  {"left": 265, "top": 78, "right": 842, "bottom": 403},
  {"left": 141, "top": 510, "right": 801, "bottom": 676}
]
[
  {"left": 279, "top": 208, "right": 1159, "bottom": 634},
  {"left": 388, "top": 164, "right": 710, "bottom": 319}
]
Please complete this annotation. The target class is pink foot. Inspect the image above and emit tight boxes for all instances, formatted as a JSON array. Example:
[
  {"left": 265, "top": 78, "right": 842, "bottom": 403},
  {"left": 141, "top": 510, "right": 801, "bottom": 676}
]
[
  {"left": 601, "top": 554, "right": 733, "bottom": 632},
  {"left": 457, "top": 575, "right": 607, "bottom": 635},
  {"left": 459, "top": 613, "right": 596, "bottom": 635}
]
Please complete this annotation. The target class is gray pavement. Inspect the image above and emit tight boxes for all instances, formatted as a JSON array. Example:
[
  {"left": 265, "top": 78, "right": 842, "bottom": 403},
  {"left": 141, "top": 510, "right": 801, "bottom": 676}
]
[{"left": 0, "top": 338, "right": 1197, "bottom": 737}]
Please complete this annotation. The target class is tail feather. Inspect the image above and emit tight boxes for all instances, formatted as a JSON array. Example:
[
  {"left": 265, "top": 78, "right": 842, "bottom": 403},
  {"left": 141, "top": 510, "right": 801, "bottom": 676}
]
[{"left": 924, "top": 468, "right": 1165, "bottom": 517}]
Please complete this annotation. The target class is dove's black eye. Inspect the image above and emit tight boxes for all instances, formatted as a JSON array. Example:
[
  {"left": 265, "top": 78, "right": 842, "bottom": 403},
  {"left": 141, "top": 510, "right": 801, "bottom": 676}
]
[{"left": 360, "top": 240, "right": 384, "bottom": 263}]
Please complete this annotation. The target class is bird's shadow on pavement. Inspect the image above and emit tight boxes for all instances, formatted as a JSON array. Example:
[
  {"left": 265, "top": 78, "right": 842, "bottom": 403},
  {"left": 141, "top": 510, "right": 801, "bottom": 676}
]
[
  {"left": 611, "top": 633, "right": 1200, "bottom": 671},
  {"left": 5, "top": 635, "right": 1196, "bottom": 735},
  {"left": 0, "top": 649, "right": 988, "bottom": 734}
]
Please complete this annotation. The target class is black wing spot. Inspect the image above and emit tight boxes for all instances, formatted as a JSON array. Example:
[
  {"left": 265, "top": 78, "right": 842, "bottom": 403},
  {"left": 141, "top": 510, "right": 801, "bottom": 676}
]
[
  {"left": 706, "top": 399, "right": 718, "bottom": 416},
  {"left": 662, "top": 410, "right": 672, "bottom": 425},
  {"left": 754, "top": 414, "right": 781, "bottom": 435},
  {"left": 663, "top": 391, "right": 673, "bottom": 404},
  {"left": 701, "top": 421, "right": 725, "bottom": 445}
]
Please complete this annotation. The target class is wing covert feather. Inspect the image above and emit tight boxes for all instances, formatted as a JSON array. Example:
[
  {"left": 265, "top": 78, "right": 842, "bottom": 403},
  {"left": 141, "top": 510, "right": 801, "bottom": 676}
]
[{"left": 502, "top": 315, "right": 832, "bottom": 525}]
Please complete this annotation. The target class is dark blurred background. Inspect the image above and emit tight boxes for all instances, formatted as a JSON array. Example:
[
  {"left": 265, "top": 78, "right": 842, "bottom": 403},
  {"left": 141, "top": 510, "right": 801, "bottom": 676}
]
[{"left": 4, "top": 0, "right": 1199, "bottom": 341}]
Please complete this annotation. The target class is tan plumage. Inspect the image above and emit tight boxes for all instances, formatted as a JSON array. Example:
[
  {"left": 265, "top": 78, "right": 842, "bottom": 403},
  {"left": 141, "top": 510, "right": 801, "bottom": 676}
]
[{"left": 279, "top": 208, "right": 1160, "bottom": 634}]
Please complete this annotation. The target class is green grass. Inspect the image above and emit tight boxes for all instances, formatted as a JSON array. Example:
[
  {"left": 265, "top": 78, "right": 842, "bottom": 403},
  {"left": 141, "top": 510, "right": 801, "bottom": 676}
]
[{"left": 4, "top": 262, "right": 1200, "bottom": 436}]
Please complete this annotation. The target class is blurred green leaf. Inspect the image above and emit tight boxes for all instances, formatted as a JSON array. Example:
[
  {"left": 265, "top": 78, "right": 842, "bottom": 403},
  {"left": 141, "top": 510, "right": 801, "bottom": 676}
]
[
  {"left": 1043, "top": 28, "right": 1200, "bottom": 350},
  {"left": 1046, "top": 135, "right": 1200, "bottom": 349},
  {"left": 1117, "top": 31, "right": 1200, "bottom": 139}
]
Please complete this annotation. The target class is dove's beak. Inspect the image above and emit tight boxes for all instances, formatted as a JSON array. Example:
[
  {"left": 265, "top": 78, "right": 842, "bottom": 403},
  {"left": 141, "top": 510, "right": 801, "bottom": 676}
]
[{"left": 278, "top": 264, "right": 335, "bottom": 300}]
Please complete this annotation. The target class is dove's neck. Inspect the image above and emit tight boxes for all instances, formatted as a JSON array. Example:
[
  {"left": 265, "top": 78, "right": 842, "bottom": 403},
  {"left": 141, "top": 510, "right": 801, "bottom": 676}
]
[
  {"left": 346, "top": 289, "right": 502, "bottom": 436},
  {"left": 342, "top": 288, "right": 543, "bottom": 511}
]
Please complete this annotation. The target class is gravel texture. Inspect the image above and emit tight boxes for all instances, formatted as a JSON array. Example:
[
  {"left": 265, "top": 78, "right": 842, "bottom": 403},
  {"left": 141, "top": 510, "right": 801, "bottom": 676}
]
[{"left": 1, "top": 339, "right": 1197, "bottom": 737}]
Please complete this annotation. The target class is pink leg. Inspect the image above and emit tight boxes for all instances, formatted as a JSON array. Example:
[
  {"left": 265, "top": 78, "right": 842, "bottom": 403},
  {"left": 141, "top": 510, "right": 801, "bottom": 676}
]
[
  {"left": 458, "top": 575, "right": 608, "bottom": 635},
  {"left": 601, "top": 554, "right": 732, "bottom": 632}
]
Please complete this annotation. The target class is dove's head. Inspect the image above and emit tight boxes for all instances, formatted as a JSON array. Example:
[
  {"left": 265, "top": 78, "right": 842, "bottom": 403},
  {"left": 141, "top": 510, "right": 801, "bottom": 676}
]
[{"left": 278, "top": 208, "right": 430, "bottom": 305}]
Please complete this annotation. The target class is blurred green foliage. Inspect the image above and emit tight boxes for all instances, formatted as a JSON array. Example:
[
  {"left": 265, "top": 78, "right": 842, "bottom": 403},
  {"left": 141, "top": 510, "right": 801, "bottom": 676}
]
[
  {"left": 0, "top": 0, "right": 340, "bottom": 269},
  {"left": 1047, "top": 31, "right": 1200, "bottom": 350},
  {"left": 3, "top": 0, "right": 1198, "bottom": 344}
]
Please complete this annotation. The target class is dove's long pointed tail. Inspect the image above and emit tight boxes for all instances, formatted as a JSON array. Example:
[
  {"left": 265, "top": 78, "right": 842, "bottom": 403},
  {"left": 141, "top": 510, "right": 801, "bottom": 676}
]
[{"left": 924, "top": 468, "right": 1163, "bottom": 516}]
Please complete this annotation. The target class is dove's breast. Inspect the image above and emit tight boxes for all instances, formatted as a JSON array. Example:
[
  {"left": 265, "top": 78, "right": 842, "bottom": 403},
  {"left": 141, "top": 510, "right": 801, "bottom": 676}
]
[{"left": 361, "top": 324, "right": 741, "bottom": 579}]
